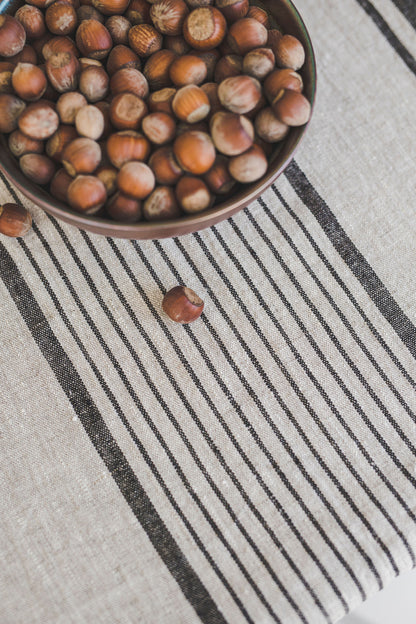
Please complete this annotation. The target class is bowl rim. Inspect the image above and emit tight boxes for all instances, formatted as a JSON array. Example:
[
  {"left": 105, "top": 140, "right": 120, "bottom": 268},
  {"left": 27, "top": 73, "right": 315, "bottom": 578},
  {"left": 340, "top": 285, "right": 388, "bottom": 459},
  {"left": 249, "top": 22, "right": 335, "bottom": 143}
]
[{"left": 0, "top": 0, "right": 317, "bottom": 239}]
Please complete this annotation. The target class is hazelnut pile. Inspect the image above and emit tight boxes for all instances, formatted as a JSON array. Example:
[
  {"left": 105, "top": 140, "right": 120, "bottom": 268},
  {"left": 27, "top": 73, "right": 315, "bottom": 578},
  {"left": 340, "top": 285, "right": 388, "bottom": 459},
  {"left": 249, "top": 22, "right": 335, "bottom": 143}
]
[{"left": 0, "top": 0, "right": 310, "bottom": 222}]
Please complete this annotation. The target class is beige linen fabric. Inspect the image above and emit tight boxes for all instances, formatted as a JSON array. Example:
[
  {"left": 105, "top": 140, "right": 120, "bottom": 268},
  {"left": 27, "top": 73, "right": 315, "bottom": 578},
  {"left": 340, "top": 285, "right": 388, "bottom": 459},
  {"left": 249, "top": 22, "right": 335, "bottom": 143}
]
[{"left": 1, "top": 1, "right": 416, "bottom": 623}]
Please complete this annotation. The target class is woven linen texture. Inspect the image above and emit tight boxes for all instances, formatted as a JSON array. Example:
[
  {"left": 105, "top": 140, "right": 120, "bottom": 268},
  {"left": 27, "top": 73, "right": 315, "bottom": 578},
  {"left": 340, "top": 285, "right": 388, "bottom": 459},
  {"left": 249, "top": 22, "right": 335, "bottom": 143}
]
[{"left": 1, "top": 0, "right": 416, "bottom": 622}]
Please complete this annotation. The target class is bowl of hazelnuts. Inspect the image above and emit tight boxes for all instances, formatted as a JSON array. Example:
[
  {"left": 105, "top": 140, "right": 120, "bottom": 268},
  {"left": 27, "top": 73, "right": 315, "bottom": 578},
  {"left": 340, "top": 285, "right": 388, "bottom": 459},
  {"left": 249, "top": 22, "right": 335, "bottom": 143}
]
[{"left": 0, "top": 0, "right": 316, "bottom": 239}]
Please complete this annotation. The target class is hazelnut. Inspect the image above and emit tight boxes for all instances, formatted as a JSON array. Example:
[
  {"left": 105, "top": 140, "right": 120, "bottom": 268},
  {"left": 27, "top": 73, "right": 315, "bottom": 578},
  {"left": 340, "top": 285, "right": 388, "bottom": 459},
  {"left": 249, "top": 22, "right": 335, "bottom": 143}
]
[
  {"left": 267, "top": 28, "right": 282, "bottom": 49},
  {"left": 46, "top": 51, "right": 80, "bottom": 92},
  {"left": 264, "top": 68, "right": 303, "bottom": 102},
  {"left": 94, "top": 100, "right": 112, "bottom": 137},
  {"left": 11, "top": 63, "right": 47, "bottom": 101},
  {"left": 125, "top": 0, "right": 151, "bottom": 25},
  {"left": 62, "top": 137, "right": 101, "bottom": 175},
  {"left": 106, "top": 191, "right": 142, "bottom": 221},
  {"left": 210, "top": 110, "right": 254, "bottom": 155},
  {"left": 273, "top": 34, "right": 305, "bottom": 71},
  {"left": 176, "top": 175, "right": 213, "bottom": 213},
  {"left": 203, "top": 154, "right": 235, "bottom": 194},
  {"left": 150, "top": 0, "right": 189, "bottom": 35},
  {"left": 254, "top": 106, "right": 289, "bottom": 143},
  {"left": 8, "top": 129, "right": 43, "bottom": 157},
  {"left": 15, "top": 5, "right": 46, "bottom": 40},
  {"left": 67, "top": 174, "right": 107, "bottom": 213},
  {"left": 162, "top": 285, "right": 204, "bottom": 323},
  {"left": 75, "top": 19, "right": 112, "bottom": 59},
  {"left": 128, "top": 24, "right": 163, "bottom": 57},
  {"left": 218, "top": 75, "right": 261, "bottom": 114},
  {"left": 173, "top": 130, "right": 215, "bottom": 174},
  {"left": 243, "top": 47, "right": 275, "bottom": 80},
  {"left": 148, "top": 86, "right": 176, "bottom": 114},
  {"left": 50, "top": 167, "right": 73, "bottom": 201},
  {"left": 143, "top": 186, "right": 181, "bottom": 221},
  {"left": 45, "top": 1, "right": 78, "bottom": 36},
  {"left": 104, "top": 15, "right": 131, "bottom": 44},
  {"left": 186, "top": 0, "right": 213, "bottom": 7},
  {"left": 78, "top": 56, "right": 103, "bottom": 70},
  {"left": 0, "top": 15, "right": 26, "bottom": 58},
  {"left": 0, "top": 61, "right": 14, "bottom": 94},
  {"left": 77, "top": 5, "right": 105, "bottom": 23},
  {"left": 272, "top": 89, "right": 311, "bottom": 126},
  {"left": 56, "top": 90, "right": 87, "bottom": 123},
  {"left": 110, "top": 66, "right": 149, "bottom": 98},
  {"left": 169, "top": 54, "right": 207, "bottom": 86},
  {"left": 107, "top": 44, "right": 141, "bottom": 76},
  {"left": 109, "top": 92, "right": 148, "bottom": 129},
  {"left": 0, "top": 93, "right": 26, "bottom": 133},
  {"left": 142, "top": 112, "right": 176, "bottom": 144},
  {"left": 183, "top": 7, "right": 226, "bottom": 50},
  {"left": 42, "top": 35, "right": 79, "bottom": 60},
  {"left": 106, "top": 130, "right": 151, "bottom": 168},
  {"left": 228, "top": 143, "right": 267, "bottom": 182},
  {"left": 190, "top": 48, "right": 219, "bottom": 81},
  {"left": 164, "top": 34, "right": 190, "bottom": 55},
  {"left": 46, "top": 123, "right": 78, "bottom": 160},
  {"left": 18, "top": 101, "right": 59, "bottom": 139},
  {"left": 214, "top": 53, "right": 242, "bottom": 83},
  {"left": 75, "top": 104, "right": 105, "bottom": 139},
  {"left": 92, "top": 0, "right": 130, "bottom": 15},
  {"left": 20, "top": 152, "right": 56, "bottom": 184},
  {"left": 117, "top": 161, "right": 155, "bottom": 198},
  {"left": 246, "top": 5, "right": 269, "bottom": 27},
  {"left": 215, "top": 0, "right": 249, "bottom": 24},
  {"left": 149, "top": 146, "right": 183, "bottom": 185},
  {"left": 0, "top": 203, "right": 32, "bottom": 237},
  {"left": 227, "top": 17, "right": 267, "bottom": 55},
  {"left": 172, "top": 84, "right": 210, "bottom": 123},
  {"left": 143, "top": 49, "right": 176, "bottom": 90},
  {"left": 95, "top": 163, "right": 118, "bottom": 194},
  {"left": 79, "top": 64, "right": 109, "bottom": 101},
  {"left": 176, "top": 119, "right": 208, "bottom": 135}
]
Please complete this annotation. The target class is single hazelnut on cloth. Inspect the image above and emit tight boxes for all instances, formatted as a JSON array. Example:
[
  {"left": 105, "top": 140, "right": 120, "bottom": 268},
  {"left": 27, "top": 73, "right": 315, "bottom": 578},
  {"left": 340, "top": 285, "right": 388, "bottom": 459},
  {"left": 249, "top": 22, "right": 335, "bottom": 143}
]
[{"left": 162, "top": 285, "right": 204, "bottom": 323}]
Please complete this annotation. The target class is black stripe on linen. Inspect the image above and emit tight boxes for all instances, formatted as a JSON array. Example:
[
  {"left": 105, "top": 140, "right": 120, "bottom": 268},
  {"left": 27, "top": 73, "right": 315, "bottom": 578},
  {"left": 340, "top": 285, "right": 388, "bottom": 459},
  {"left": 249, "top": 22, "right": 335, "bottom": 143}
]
[
  {"left": 0, "top": 241, "right": 227, "bottom": 624},
  {"left": 228, "top": 211, "right": 415, "bottom": 563},
  {"left": 232, "top": 207, "right": 416, "bottom": 489},
  {"left": 355, "top": 0, "right": 416, "bottom": 75},
  {"left": 76, "top": 232, "right": 310, "bottom": 623},
  {"left": 390, "top": 0, "right": 416, "bottom": 28},
  {"left": 256, "top": 193, "right": 416, "bottom": 524},
  {"left": 262, "top": 192, "right": 416, "bottom": 420},
  {"left": 105, "top": 237, "right": 342, "bottom": 619},
  {"left": 271, "top": 183, "right": 416, "bottom": 392},
  {"left": 156, "top": 238, "right": 369, "bottom": 599},
  {"left": 202, "top": 224, "right": 404, "bottom": 575},
  {"left": 31, "top": 217, "right": 279, "bottom": 624},
  {"left": 285, "top": 162, "right": 416, "bottom": 360}
]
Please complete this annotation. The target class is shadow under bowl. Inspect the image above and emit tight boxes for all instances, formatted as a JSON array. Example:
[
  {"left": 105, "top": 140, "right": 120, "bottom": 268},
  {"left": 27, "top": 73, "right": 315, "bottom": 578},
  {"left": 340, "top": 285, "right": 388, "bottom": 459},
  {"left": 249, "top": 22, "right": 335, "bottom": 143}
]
[{"left": 0, "top": 0, "right": 316, "bottom": 239}]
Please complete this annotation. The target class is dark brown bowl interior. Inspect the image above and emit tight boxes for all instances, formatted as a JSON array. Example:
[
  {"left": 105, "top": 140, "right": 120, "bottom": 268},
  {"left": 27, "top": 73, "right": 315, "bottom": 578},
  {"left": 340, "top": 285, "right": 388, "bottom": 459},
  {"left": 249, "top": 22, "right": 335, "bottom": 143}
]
[{"left": 0, "top": 0, "right": 316, "bottom": 239}]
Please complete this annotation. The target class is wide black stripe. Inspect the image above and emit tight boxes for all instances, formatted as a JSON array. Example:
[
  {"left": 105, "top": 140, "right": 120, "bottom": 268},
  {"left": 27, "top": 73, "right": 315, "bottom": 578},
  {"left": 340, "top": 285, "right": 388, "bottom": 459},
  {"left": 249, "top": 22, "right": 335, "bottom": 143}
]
[
  {"left": 204, "top": 224, "right": 406, "bottom": 573},
  {"left": 35, "top": 218, "right": 279, "bottom": 624},
  {"left": 285, "top": 162, "right": 416, "bottom": 360},
  {"left": 0, "top": 241, "right": 227, "bottom": 624},
  {"left": 228, "top": 211, "right": 415, "bottom": 560},
  {"left": 355, "top": 0, "right": 416, "bottom": 74},
  {"left": 271, "top": 183, "right": 416, "bottom": 392},
  {"left": 158, "top": 238, "right": 369, "bottom": 598},
  {"left": 390, "top": 0, "right": 416, "bottom": 28},
  {"left": 257, "top": 192, "right": 416, "bottom": 524}
]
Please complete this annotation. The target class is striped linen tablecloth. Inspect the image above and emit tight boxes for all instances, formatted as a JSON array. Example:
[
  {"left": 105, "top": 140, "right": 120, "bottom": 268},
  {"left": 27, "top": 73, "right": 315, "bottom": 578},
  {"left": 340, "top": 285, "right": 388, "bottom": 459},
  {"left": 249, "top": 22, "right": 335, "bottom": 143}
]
[{"left": 1, "top": 1, "right": 416, "bottom": 623}]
